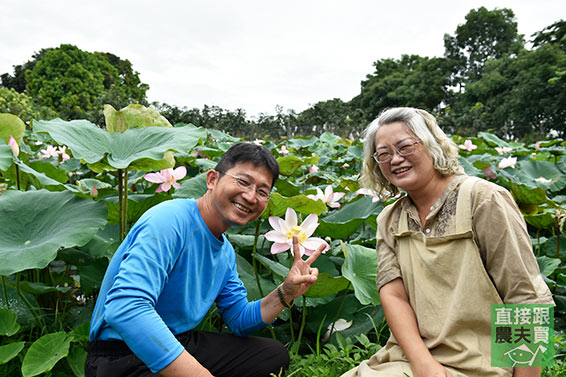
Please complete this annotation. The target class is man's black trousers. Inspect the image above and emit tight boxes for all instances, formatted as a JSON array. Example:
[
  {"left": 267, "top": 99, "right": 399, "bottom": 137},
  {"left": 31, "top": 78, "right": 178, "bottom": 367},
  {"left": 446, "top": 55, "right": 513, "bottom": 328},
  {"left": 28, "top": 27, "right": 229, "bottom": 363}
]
[{"left": 85, "top": 330, "right": 290, "bottom": 377}]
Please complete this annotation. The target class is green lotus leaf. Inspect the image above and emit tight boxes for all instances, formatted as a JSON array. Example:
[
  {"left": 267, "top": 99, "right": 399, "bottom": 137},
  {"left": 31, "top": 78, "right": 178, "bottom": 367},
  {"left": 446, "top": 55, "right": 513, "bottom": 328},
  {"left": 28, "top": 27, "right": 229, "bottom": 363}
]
[
  {"left": 0, "top": 113, "right": 26, "bottom": 144},
  {"left": 194, "top": 158, "right": 217, "bottom": 171},
  {"left": 15, "top": 161, "right": 77, "bottom": 192},
  {"left": 253, "top": 254, "right": 290, "bottom": 280},
  {"left": 317, "top": 196, "right": 382, "bottom": 239},
  {"left": 77, "top": 257, "right": 109, "bottom": 295},
  {"left": 319, "top": 132, "right": 341, "bottom": 145},
  {"left": 305, "top": 273, "right": 350, "bottom": 297},
  {"left": 510, "top": 160, "right": 566, "bottom": 193},
  {"left": 0, "top": 309, "right": 20, "bottom": 336},
  {"left": 274, "top": 179, "right": 301, "bottom": 196},
  {"left": 18, "top": 281, "right": 71, "bottom": 295},
  {"left": 262, "top": 193, "right": 327, "bottom": 219},
  {"left": 478, "top": 132, "right": 512, "bottom": 148},
  {"left": 498, "top": 171, "right": 548, "bottom": 205},
  {"left": 341, "top": 243, "right": 380, "bottom": 306},
  {"left": 104, "top": 104, "right": 173, "bottom": 134},
  {"left": 287, "top": 137, "right": 318, "bottom": 149},
  {"left": 235, "top": 254, "right": 276, "bottom": 301},
  {"left": 21, "top": 332, "right": 72, "bottom": 377},
  {"left": 0, "top": 341, "right": 25, "bottom": 365},
  {"left": 29, "top": 160, "right": 69, "bottom": 183},
  {"left": 226, "top": 234, "right": 267, "bottom": 250},
  {"left": 0, "top": 142, "right": 13, "bottom": 171},
  {"left": 525, "top": 211, "right": 555, "bottom": 230},
  {"left": 458, "top": 157, "right": 482, "bottom": 177},
  {"left": 536, "top": 256, "right": 561, "bottom": 277},
  {"left": 0, "top": 190, "right": 108, "bottom": 275},
  {"left": 66, "top": 345, "right": 87, "bottom": 377},
  {"left": 77, "top": 178, "right": 112, "bottom": 194},
  {"left": 173, "top": 173, "right": 208, "bottom": 199},
  {"left": 277, "top": 155, "right": 304, "bottom": 176},
  {"left": 104, "top": 194, "right": 169, "bottom": 225},
  {"left": 33, "top": 118, "right": 202, "bottom": 169}
]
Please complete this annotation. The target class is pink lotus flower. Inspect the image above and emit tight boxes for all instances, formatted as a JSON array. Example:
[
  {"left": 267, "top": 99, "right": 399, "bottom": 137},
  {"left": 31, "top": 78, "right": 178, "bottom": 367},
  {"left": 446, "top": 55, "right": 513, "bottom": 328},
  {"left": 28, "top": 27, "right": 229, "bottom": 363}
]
[
  {"left": 39, "top": 145, "right": 60, "bottom": 159},
  {"left": 277, "top": 145, "right": 289, "bottom": 155},
  {"left": 459, "top": 140, "right": 477, "bottom": 152},
  {"left": 498, "top": 156, "right": 517, "bottom": 169},
  {"left": 8, "top": 136, "right": 19, "bottom": 156},
  {"left": 535, "top": 141, "right": 541, "bottom": 150},
  {"left": 90, "top": 185, "right": 99, "bottom": 197},
  {"left": 355, "top": 188, "right": 380, "bottom": 203},
  {"left": 309, "top": 165, "right": 319, "bottom": 174},
  {"left": 144, "top": 166, "right": 187, "bottom": 192},
  {"left": 264, "top": 207, "right": 330, "bottom": 257},
  {"left": 341, "top": 163, "right": 350, "bottom": 169},
  {"left": 495, "top": 146, "right": 513, "bottom": 155},
  {"left": 307, "top": 185, "right": 346, "bottom": 208}
]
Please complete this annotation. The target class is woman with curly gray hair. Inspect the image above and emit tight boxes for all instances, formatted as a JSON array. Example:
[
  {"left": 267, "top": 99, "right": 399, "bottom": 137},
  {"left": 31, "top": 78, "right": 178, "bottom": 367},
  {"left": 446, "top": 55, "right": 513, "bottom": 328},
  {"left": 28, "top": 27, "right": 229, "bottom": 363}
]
[{"left": 342, "top": 108, "right": 552, "bottom": 377}]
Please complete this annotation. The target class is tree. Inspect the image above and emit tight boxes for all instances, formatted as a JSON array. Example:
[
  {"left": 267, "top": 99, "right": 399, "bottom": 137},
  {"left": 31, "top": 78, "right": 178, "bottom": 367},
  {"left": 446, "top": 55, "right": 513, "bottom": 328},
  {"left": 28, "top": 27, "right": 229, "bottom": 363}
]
[
  {"left": 0, "top": 87, "right": 57, "bottom": 123},
  {"left": 443, "top": 7, "right": 524, "bottom": 89},
  {"left": 351, "top": 55, "right": 451, "bottom": 121},
  {"left": 1, "top": 44, "right": 149, "bottom": 123},
  {"left": 442, "top": 43, "right": 566, "bottom": 139},
  {"left": 532, "top": 20, "right": 566, "bottom": 50}
]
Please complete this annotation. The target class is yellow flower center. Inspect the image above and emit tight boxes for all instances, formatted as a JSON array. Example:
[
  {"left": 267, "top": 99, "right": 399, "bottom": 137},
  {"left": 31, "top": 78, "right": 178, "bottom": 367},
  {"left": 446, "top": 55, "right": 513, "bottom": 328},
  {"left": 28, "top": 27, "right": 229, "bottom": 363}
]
[{"left": 286, "top": 225, "right": 307, "bottom": 243}]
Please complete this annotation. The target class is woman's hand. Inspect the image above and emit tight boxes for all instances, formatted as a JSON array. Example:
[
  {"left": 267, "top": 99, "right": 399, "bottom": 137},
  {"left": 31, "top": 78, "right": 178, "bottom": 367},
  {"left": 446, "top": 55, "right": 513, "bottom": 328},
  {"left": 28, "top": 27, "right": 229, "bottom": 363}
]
[{"left": 412, "top": 358, "right": 453, "bottom": 377}]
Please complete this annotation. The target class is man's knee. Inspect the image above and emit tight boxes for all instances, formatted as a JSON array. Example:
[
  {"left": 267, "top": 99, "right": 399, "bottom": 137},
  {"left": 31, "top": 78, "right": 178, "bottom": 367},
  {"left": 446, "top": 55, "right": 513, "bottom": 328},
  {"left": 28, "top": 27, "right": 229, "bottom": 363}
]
[{"left": 256, "top": 337, "right": 290, "bottom": 375}]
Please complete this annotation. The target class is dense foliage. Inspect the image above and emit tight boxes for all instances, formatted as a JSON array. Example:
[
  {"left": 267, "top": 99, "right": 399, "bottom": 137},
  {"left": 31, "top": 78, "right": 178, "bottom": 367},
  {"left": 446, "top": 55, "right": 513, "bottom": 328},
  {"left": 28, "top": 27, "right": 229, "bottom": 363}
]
[{"left": 0, "top": 105, "right": 565, "bottom": 376}]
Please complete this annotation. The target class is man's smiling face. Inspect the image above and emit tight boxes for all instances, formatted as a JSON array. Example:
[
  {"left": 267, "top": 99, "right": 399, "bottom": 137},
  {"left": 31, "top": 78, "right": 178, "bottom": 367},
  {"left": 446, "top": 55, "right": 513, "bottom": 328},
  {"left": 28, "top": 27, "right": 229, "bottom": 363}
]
[{"left": 206, "top": 161, "right": 273, "bottom": 233}]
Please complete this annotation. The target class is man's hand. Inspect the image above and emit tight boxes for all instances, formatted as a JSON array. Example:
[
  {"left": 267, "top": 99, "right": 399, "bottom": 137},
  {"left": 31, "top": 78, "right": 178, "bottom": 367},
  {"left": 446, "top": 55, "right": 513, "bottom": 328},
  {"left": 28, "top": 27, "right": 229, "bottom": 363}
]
[{"left": 280, "top": 236, "right": 325, "bottom": 301}]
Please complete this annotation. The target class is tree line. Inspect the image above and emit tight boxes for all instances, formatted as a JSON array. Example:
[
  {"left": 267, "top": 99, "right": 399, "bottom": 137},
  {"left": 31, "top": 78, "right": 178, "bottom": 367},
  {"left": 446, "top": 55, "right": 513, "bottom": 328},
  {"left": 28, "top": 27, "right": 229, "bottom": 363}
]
[{"left": 1, "top": 7, "right": 565, "bottom": 141}]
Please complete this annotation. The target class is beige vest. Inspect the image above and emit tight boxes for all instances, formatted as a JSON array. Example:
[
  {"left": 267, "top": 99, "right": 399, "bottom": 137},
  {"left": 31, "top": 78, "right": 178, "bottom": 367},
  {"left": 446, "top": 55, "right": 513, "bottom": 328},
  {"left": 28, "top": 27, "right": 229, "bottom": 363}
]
[{"left": 342, "top": 177, "right": 512, "bottom": 377}]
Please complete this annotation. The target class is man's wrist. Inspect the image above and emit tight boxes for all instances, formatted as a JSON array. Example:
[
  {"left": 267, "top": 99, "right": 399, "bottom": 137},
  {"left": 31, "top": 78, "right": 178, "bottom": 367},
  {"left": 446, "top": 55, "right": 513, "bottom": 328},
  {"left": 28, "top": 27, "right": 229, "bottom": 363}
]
[{"left": 277, "top": 283, "right": 294, "bottom": 308}]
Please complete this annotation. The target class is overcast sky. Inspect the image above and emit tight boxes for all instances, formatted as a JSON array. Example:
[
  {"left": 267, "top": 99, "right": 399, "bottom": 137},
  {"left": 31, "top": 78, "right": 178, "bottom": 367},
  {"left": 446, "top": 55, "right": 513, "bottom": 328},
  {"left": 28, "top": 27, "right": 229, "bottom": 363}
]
[{"left": 1, "top": 0, "right": 564, "bottom": 118}]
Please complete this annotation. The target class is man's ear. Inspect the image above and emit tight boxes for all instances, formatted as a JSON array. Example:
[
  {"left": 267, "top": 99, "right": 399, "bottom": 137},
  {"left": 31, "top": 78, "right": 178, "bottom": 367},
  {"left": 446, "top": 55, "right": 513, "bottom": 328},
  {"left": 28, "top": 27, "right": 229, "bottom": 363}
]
[{"left": 206, "top": 170, "right": 219, "bottom": 190}]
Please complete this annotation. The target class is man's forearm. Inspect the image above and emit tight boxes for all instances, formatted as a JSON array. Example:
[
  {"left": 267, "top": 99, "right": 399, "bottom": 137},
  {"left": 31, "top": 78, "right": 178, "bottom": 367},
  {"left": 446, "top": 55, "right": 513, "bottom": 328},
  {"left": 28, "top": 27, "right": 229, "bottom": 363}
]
[{"left": 159, "top": 351, "right": 213, "bottom": 377}]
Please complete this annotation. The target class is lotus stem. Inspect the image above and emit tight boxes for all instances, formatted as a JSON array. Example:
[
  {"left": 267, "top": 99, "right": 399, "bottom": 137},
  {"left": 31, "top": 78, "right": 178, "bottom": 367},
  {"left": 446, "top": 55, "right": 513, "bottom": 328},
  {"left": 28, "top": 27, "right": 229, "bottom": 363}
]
[
  {"left": 328, "top": 281, "right": 351, "bottom": 342},
  {"left": 251, "top": 219, "right": 264, "bottom": 297},
  {"left": 1, "top": 276, "right": 9, "bottom": 309},
  {"left": 118, "top": 169, "right": 124, "bottom": 240},
  {"left": 296, "top": 296, "right": 307, "bottom": 348}
]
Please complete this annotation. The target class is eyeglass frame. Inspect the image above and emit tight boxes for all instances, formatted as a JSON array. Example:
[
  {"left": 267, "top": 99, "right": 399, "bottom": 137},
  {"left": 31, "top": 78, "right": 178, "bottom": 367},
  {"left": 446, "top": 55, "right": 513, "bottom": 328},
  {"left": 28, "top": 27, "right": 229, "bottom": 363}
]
[
  {"left": 216, "top": 170, "right": 272, "bottom": 201},
  {"left": 372, "top": 140, "right": 420, "bottom": 164}
]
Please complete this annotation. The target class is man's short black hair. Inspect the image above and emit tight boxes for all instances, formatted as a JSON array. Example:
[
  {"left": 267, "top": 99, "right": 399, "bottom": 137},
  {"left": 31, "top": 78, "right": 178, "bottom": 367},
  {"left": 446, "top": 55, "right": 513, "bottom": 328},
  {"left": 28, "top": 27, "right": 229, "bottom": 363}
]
[{"left": 215, "top": 142, "right": 280, "bottom": 187}]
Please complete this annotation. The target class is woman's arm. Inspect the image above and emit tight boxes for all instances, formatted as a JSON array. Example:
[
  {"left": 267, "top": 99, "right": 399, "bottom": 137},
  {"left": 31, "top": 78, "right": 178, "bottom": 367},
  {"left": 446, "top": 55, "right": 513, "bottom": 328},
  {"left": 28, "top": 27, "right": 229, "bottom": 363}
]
[{"left": 380, "top": 278, "right": 452, "bottom": 377}]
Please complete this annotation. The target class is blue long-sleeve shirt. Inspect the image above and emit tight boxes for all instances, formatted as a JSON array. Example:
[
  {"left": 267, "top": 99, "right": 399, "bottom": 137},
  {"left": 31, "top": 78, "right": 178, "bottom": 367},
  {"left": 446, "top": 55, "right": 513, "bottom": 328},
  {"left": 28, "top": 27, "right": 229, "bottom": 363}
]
[{"left": 89, "top": 199, "right": 268, "bottom": 372}]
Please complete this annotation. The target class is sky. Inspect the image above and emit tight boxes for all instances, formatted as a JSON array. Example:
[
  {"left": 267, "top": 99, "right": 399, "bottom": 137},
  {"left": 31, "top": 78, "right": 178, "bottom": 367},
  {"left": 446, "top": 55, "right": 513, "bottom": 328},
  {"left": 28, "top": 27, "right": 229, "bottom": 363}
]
[{"left": 1, "top": 0, "right": 564, "bottom": 118}]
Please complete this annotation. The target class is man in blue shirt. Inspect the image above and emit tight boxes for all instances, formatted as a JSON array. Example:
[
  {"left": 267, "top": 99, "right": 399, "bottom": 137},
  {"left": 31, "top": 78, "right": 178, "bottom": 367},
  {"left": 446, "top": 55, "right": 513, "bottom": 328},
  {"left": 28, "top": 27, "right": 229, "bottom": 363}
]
[{"left": 86, "top": 143, "right": 325, "bottom": 377}]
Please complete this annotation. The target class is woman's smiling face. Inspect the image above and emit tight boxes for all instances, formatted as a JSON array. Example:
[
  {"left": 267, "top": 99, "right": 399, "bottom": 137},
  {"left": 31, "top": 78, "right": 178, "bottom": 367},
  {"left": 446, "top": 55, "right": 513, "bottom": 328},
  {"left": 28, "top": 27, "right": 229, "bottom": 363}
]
[{"left": 374, "top": 122, "right": 438, "bottom": 197}]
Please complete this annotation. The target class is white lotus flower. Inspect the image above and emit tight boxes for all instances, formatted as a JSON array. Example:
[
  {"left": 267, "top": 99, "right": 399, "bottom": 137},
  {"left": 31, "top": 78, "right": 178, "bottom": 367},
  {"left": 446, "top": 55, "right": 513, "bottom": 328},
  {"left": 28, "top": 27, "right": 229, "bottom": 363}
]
[
  {"left": 264, "top": 207, "right": 329, "bottom": 256},
  {"left": 535, "top": 177, "right": 552, "bottom": 184},
  {"left": 322, "top": 319, "right": 353, "bottom": 341},
  {"left": 355, "top": 188, "right": 380, "bottom": 203},
  {"left": 498, "top": 156, "right": 517, "bottom": 169},
  {"left": 495, "top": 146, "right": 513, "bottom": 155},
  {"left": 307, "top": 185, "right": 346, "bottom": 208}
]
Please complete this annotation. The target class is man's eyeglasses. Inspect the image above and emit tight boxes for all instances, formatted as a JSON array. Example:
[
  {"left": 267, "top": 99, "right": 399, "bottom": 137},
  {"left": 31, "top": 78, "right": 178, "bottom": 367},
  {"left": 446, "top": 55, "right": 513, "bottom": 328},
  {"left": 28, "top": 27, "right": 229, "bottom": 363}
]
[
  {"left": 372, "top": 141, "right": 419, "bottom": 164},
  {"left": 218, "top": 171, "right": 272, "bottom": 201}
]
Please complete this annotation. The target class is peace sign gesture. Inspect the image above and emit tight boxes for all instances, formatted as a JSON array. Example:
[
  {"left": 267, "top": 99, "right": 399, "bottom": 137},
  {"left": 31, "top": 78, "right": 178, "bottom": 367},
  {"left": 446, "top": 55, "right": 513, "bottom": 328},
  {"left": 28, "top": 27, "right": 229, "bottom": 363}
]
[{"left": 280, "top": 235, "right": 327, "bottom": 303}]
